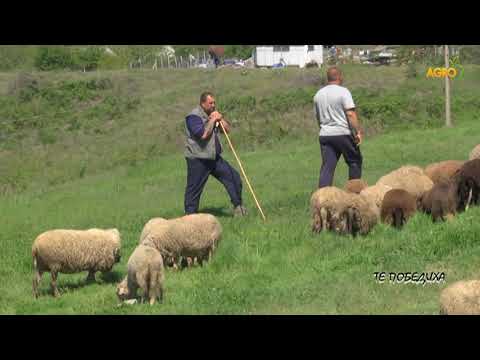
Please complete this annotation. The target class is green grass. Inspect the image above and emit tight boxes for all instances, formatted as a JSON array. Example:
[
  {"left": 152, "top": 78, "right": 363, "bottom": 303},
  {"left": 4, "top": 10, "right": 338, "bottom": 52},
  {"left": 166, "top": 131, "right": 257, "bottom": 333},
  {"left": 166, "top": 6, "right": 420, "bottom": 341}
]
[{"left": 1, "top": 111, "right": 480, "bottom": 314}]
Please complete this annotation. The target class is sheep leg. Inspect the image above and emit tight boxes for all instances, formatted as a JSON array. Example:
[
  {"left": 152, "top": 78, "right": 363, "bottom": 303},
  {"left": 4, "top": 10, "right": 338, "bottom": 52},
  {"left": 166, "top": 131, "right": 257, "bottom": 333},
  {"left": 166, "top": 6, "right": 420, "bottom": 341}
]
[
  {"left": 33, "top": 269, "right": 43, "bottom": 299},
  {"left": 320, "top": 207, "right": 329, "bottom": 232},
  {"left": 51, "top": 271, "right": 60, "bottom": 298},
  {"left": 86, "top": 270, "right": 96, "bottom": 283},
  {"left": 466, "top": 188, "right": 473, "bottom": 211}
]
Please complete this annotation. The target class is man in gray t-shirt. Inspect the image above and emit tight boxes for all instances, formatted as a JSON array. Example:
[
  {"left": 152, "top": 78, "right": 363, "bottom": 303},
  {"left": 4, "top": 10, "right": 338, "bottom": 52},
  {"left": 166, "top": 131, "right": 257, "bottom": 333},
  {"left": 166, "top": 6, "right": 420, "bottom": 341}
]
[{"left": 313, "top": 66, "right": 364, "bottom": 188}]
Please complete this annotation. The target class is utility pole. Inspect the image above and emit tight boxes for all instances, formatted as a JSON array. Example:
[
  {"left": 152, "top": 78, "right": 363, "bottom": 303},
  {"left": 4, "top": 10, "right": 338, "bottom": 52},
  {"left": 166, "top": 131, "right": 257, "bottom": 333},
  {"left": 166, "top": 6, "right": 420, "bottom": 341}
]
[{"left": 445, "top": 45, "right": 452, "bottom": 127}]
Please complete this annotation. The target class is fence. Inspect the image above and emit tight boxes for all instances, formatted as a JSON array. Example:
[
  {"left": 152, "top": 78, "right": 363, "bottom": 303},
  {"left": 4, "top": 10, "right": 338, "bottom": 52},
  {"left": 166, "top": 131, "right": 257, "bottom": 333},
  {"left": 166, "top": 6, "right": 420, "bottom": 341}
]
[{"left": 129, "top": 50, "right": 215, "bottom": 70}]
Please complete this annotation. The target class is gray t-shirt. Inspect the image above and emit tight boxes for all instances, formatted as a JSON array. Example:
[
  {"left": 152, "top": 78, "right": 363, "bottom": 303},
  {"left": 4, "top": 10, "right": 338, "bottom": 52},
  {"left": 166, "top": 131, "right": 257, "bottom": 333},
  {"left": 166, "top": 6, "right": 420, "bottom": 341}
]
[{"left": 313, "top": 84, "right": 355, "bottom": 136}]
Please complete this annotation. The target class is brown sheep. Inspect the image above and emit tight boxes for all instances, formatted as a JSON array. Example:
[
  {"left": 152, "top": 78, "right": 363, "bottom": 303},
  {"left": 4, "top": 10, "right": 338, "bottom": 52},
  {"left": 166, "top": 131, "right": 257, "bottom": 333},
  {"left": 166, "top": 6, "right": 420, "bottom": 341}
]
[
  {"left": 419, "top": 179, "right": 459, "bottom": 222},
  {"left": 380, "top": 189, "right": 417, "bottom": 228},
  {"left": 424, "top": 160, "right": 464, "bottom": 184},
  {"left": 344, "top": 179, "right": 368, "bottom": 194},
  {"left": 454, "top": 159, "right": 480, "bottom": 211}
]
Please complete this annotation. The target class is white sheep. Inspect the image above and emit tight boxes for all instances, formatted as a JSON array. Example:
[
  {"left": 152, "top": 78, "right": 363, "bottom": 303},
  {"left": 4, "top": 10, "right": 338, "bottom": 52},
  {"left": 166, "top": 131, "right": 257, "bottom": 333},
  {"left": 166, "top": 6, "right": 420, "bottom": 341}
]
[
  {"left": 439, "top": 280, "right": 480, "bottom": 315},
  {"left": 310, "top": 187, "right": 378, "bottom": 236},
  {"left": 360, "top": 183, "right": 392, "bottom": 212},
  {"left": 139, "top": 217, "right": 168, "bottom": 244},
  {"left": 32, "top": 228, "right": 121, "bottom": 298},
  {"left": 116, "top": 244, "right": 165, "bottom": 305},
  {"left": 376, "top": 165, "right": 433, "bottom": 201},
  {"left": 140, "top": 214, "right": 222, "bottom": 268}
]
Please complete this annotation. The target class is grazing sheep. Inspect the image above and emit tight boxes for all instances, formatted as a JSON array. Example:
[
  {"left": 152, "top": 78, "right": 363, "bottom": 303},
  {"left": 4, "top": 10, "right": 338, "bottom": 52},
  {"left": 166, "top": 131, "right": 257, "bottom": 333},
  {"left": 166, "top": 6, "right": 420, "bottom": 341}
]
[
  {"left": 344, "top": 179, "right": 368, "bottom": 194},
  {"left": 310, "top": 187, "right": 378, "bottom": 236},
  {"left": 140, "top": 214, "right": 222, "bottom": 268},
  {"left": 360, "top": 184, "right": 392, "bottom": 210},
  {"left": 32, "top": 228, "right": 121, "bottom": 298},
  {"left": 424, "top": 160, "right": 464, "bottom": 184},
  {"left": 310, "top": 187, "right": 352, "bottom": 234},
  {"left": 376, "top": 165, "right": 433, "bottom": 201},
  {"left": 338, "top": 193, "right": 379, "bottom": 236},
  {"left": 380, "top": 189, "right": 417, "bottom": 228},
  {"left": 139, "top": 217, "right": 167, "bottom": 244},
  {"left": 419, "top": 179, "right": 459, "bottom": 222},
  {"left": 455, "top": 159, "right": 480, "bottom": 211},
  {"left": 116, "top": 244, "right": 164, "bottom": 305},
  {"left": 469, "top": 144, "right": 480, "bottom": 161},
  {"left": 439, "top": 280, "right": 480, "bottom": 315}
]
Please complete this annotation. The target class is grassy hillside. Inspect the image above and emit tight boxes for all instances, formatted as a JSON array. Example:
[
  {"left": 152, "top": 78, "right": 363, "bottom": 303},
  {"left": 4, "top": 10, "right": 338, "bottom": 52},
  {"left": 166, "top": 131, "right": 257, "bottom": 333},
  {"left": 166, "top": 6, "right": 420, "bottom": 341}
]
[
  {"left": 1, "top": 64, "right": 480, "bottom": 195},
  {"left": 1, "top": 65, "right": 480, "bottom": 314}
]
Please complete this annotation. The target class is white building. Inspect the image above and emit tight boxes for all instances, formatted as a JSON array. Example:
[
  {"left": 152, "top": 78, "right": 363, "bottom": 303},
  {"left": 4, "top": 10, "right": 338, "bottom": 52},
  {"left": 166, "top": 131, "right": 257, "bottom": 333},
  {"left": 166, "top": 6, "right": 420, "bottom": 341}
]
[{"left": 254, "top": 45, "right": 324, "bottom": 68}]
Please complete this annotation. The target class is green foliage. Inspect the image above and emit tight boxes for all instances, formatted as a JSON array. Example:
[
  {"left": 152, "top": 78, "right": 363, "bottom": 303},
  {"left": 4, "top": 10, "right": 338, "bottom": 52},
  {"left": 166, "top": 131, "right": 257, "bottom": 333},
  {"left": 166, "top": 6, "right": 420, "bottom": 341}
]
[
  {"left": 460, "top": 45, "right": 480, "bottom": 65},
  {"left": 74, "top": 46, "right": 104, "bottom": 71},
  {"left": 224, "top": 45, "right": 254, "bottom": 59},
  {"left": 34, "top": 46, "right": 76, "bottom": 71}
]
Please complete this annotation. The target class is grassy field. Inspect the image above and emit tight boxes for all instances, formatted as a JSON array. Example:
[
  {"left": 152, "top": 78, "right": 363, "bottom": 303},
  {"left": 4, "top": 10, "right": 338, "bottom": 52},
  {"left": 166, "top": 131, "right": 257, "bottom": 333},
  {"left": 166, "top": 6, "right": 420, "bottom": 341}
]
[{"left": 1, "top": 65, "right": 480, "bottom": 314}]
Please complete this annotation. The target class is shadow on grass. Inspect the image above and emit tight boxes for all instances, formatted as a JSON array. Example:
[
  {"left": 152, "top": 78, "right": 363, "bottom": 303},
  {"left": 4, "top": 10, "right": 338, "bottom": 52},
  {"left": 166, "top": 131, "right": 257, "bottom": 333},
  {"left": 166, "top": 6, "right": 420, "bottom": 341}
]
[
  {"left": 199, "top": 206, "right": 232, "bottom": 218},
  {"left": 34, "top": 270, "right": 124, "bottom": 298}
]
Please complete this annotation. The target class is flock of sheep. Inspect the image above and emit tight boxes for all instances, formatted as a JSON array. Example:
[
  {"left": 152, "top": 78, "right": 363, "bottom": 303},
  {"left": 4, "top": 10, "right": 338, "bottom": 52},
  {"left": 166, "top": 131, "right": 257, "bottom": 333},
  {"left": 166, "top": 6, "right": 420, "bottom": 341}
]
[
  {"left": 30, "top": 144, "right": 480, "bottom": 314},
  {"left": 32, "top": 213, "right": 222, "bottom": 305},
  {"left": 310, "top": 144, "right": 480, "bottom": 314}
]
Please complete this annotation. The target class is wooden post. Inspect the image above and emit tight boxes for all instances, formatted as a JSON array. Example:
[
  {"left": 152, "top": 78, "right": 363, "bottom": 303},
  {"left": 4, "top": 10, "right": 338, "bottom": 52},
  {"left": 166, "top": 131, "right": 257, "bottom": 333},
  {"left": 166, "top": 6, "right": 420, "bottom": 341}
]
[
  {"left": 160, "top": 55, "right": 163, "bottom": 68},
  {"left": 175, "top": 56, "right": 178, "bottom": 68},
  {"left": 445, "top": 45, "right": 452, "bottom": 127},
  {"left": 180, "top": 55, "right": 183, "bottom": 68}
]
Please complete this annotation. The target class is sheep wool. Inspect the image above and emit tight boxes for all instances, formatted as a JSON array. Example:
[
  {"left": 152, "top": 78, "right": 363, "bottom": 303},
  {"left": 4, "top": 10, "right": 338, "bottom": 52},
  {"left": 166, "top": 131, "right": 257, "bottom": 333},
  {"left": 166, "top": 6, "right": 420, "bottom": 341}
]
[
  {"left": 117, "top": 244, "right": 164, "bottom": 305},
  {"left": 141, "top": 214, "right": 222, "bottom": 267},
  {"left": 139, "top": 217, "right": 168, "bottom": 244},
  {"left": 376, "top": 165, "right": 433, "bottom": 200},
  {"left": 344, "top": 179, "right": 368, "bottom": 194},
  {"left": 32, "top": 228, "right": 121, "bottom": 298},
  {"left": 469, "top": 144, "right": 480, "bottom": 161},
  {"left": 380, "top": 189, "right": 417, "bottom": 228},
  {"left": 310, "top": 187, "right": 352, "bottom": 233},
  {"left": 424, "top": 160, "right": 464, "bottom": 184},
  {"left": 440, "top": 280, "right": 480, "bottom": 315}
]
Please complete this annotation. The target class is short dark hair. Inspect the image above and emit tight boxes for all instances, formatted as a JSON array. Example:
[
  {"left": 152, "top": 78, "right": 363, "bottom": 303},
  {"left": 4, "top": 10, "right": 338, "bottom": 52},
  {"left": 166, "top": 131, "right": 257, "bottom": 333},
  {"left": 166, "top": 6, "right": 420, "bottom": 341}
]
[
  {"left": 200, "top": 91, "right": 214, "bottom": 104},
  {"left": 327, "top": 66, "right": 342, "bottom": 82}
]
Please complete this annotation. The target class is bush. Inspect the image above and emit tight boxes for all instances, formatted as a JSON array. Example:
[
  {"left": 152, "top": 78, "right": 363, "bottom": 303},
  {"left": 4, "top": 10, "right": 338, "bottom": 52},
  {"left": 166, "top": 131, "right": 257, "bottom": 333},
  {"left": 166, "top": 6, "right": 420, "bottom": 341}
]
[
  {"left": 34, "top": 46, "right": 75, "bottom": 71},
  {"left": 74, "top": 46, "right": 103, "bottom": 71}
]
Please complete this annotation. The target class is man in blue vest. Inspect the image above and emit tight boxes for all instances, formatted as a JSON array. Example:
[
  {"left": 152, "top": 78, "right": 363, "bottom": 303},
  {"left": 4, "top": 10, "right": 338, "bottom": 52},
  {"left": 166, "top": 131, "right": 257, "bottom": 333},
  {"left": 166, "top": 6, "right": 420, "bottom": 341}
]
[{"left": 184, "top": 91, "right": 247, "bottom": 217}]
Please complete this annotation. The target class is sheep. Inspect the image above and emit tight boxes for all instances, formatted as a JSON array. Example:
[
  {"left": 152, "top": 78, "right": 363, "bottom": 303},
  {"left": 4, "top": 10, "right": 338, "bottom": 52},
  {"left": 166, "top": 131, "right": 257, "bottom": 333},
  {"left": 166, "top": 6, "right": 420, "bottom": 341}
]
[
  {"left": 424, "top": 160, "right": 464, "bottom": 184},
  {"left": 439, "top": 280, "right": 480, "bottom": 315},
  {"left": 454, "top": 159, "right": 480, "bottom": 211},
  {"left": 310, "top": 187, "right": 352, "bottom": 234},
  {"left": 139, "top": 217, "right": 167, "bottom": 244},
  {"left": 139, "top": 217, "right": 201, "bottom": 269},
  {"left": 310, "top": 187, "right": 378, "bottom": 236},
  {"left": 469, "top": 144, "right": 480, "bottom": 161},
  {"left": 32, "top": 228, "right": 121, "bottom": 298},
  {"left": 116, "top": 244, "right": 164, "bottom": 305},
  {"left": 360, "top": 184, "right": 392, "bottom": 210},
  {"left": 344, "top": 179, "right": 368, "bottom": 194},
  {"left": 338, "top": 193, "right": 379, "bottom": 236},
  {"left": 380, "top": 189, "right": 417, "bottom": 228},
  {"left": 376, "top": 165, "right": 433, "bottom": 201},
  {"left": 419, "top": 179, "right": 459, "bottom": 222},
  {"left": 140, "top": 214, "right": 222, "bottom": 268}
]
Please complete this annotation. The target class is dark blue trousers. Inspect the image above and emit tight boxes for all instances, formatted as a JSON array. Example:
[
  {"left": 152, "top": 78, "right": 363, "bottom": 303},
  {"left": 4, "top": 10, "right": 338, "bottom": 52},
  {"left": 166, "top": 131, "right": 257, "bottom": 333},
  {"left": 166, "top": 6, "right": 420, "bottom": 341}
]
[
  {"left": 184, "top": 156, "right": 243, "bottom": 214},
  {"left": 319, "top": 135, "right": 363, "bottom": 188}
]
